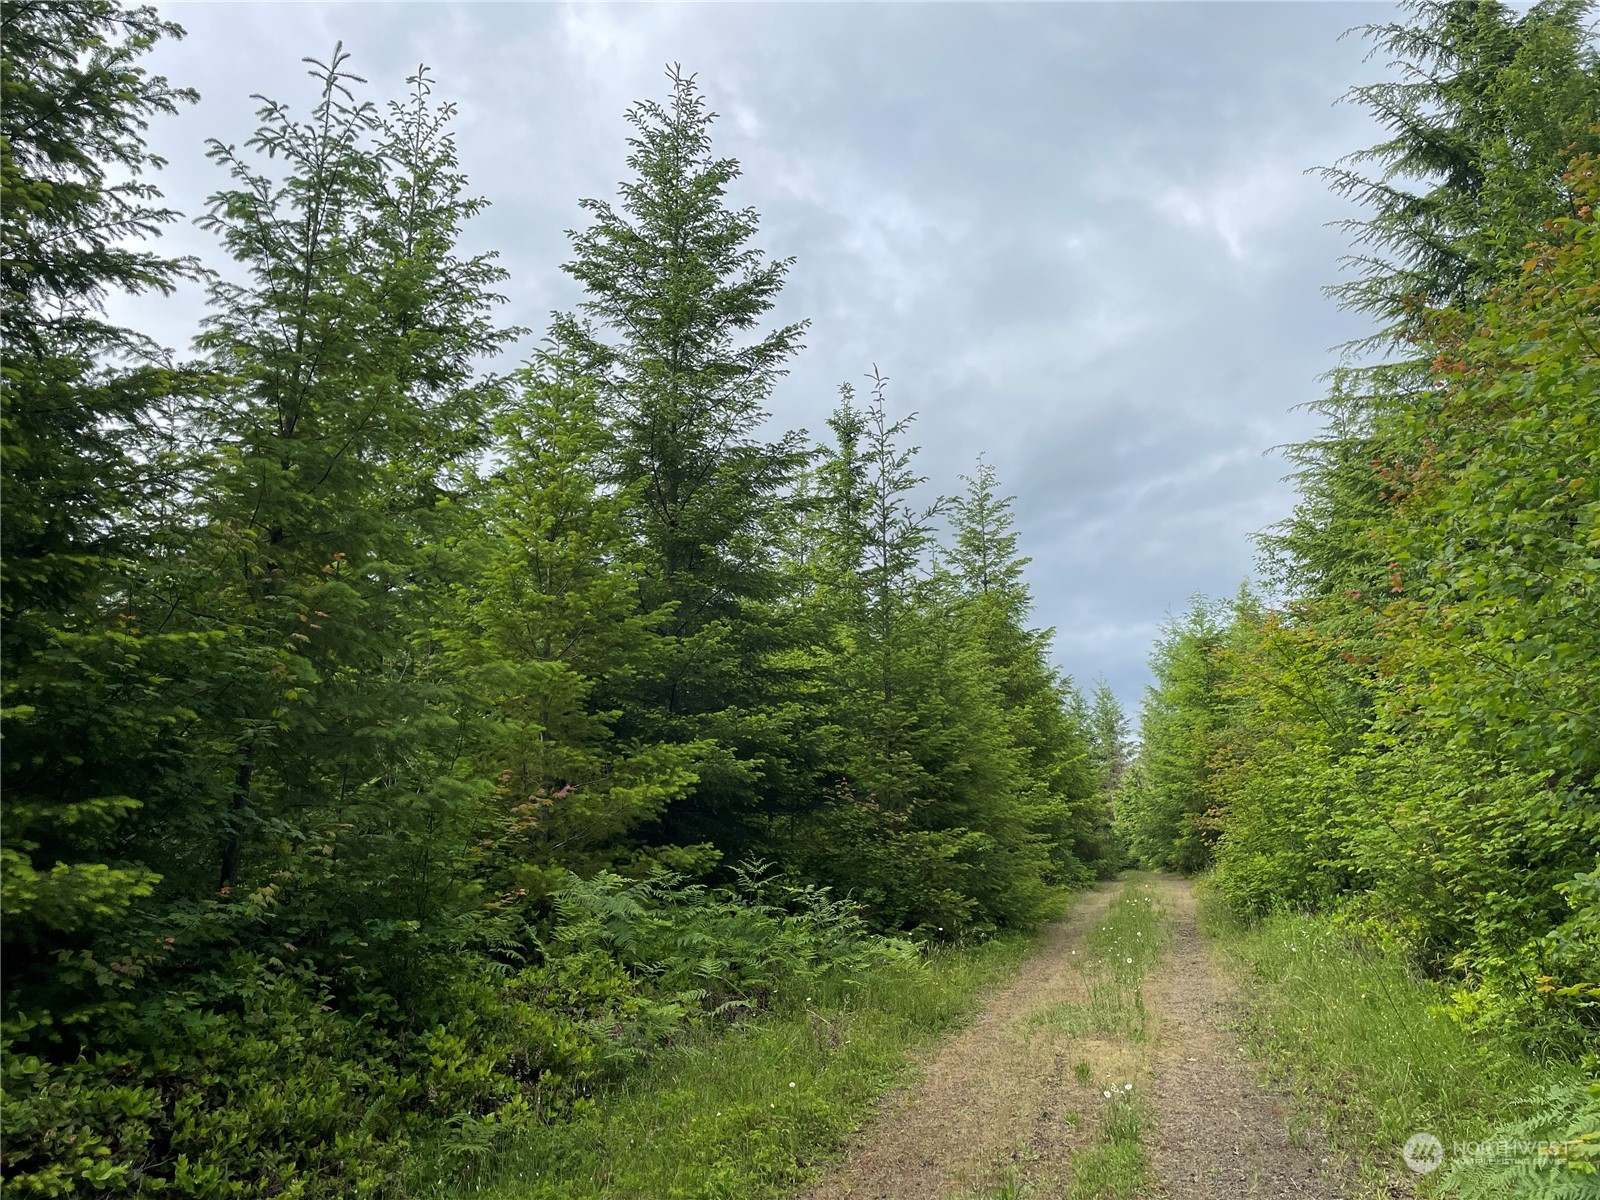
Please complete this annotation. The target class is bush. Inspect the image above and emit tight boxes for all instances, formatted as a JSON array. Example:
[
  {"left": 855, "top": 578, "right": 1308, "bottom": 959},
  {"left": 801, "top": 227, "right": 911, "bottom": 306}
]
[{"left": 0, "top": 868, "right": 911, "bottom": 1198}]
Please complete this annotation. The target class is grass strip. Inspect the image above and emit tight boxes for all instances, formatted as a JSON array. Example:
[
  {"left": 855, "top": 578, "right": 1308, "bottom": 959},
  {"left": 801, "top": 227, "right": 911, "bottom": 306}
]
[
  {"left": 1059, "top": 875, "right": 1165, "bottom": 1200},
  {"left": 1067, "top": 1088, "right": 1149, "bottom": 1200},
  {"left": 423, "top": 927, "right": 1037, "bottom": 1200},
  {"left": 1195, "top": 882, "right": 1591, "bottom": 1197}
]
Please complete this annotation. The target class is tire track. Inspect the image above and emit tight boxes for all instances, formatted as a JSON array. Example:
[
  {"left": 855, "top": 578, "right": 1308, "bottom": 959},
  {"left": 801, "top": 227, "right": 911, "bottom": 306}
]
[{"left": 799, "top": 883, "right": 1123, "bottom": 1199}]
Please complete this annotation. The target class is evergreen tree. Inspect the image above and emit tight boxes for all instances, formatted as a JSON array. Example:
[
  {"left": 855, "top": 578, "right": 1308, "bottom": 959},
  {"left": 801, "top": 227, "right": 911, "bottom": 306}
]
[
  {"left": 548, "top": 67, "right": 816, "bottom": 859},
  {"left": 551, "top": 67, "right": 808, "bottom": 617},
  {"left": 443, "top": 365, "right": 703, "bottom": 892},
  {"left": 1, "top": 29, "right": 1203, "bottom": 1188},
  {"left": 946, "top": 456, "right": 1025, "bottom": 602},
  {"left": 947, "top": 459, "right": 1101, "bottom": 882},
  {"left": 0, "top": 0, "right": 201, "bottom": 980},
  {"left": 1084, "top": 678, "right": 1131, "bottom": 868},
  {"left": 800, "top": 376, "right": 1064, "bottom": 932},
  {"left": 0, "top": 3, "right": 197, "bottom": 621},
  {"left": 1126, "top": 3, "right": 1600, "bottom": 1055},
  {"left": 1321, "top": 0, "right": 1600, "bottom": 327},
  {"left": 173, "top": 48, "right": 513, "bottom": 986},
  {"left": 857, "top": 369, "right": 939, "bottom": 736},
  {"left": 1124, "top": 601, "right": 1228, "bottom": 872},
  {"left": 1087, "top": 679, "right": 1130, "bottom": 797},
  {"left": 1269, "top": 0, "right": 1600, "bottom": 602}
]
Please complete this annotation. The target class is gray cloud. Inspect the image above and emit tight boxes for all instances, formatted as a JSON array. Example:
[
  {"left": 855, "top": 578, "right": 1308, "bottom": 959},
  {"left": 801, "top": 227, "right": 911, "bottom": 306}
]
[{"left": 119, "top": 1, "right": 1397, "bottom": 711}]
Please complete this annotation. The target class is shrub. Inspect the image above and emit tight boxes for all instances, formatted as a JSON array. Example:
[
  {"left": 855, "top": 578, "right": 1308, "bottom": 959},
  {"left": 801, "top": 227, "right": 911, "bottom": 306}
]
[{"left": 0, "top": 868, "right": 910, "bottom": 1197}]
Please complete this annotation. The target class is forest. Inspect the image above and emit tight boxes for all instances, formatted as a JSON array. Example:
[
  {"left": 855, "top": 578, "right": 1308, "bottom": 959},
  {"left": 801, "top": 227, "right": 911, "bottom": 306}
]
[
  {"left": 1117, "top": 0, "right": 1600, "bottom": 1061},
  {"left": 1, "top": 1, "right": 1596, "bottom": 1197}
]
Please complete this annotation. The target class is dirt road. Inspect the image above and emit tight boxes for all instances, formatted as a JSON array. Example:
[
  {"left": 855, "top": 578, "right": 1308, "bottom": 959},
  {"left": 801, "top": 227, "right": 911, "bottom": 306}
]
[{"left": 799, "top": 874, "right": 1355, "bottom": 1199}]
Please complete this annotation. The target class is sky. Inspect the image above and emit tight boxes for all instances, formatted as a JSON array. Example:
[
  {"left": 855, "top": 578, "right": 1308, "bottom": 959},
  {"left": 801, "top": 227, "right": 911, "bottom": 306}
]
[{"left": 122, "top": 1, "right": 1399, "bottom": 713}]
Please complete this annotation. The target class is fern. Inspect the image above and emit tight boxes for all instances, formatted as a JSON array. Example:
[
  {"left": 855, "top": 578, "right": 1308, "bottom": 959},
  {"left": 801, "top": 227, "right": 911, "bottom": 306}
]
[{"left": 1445, "top": 1081, "right": 1600, "bottom": 1200}]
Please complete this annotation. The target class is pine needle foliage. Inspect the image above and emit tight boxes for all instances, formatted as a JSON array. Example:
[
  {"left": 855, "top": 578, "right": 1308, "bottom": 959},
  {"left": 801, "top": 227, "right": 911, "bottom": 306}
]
[{"left": 0, "top": 45, "right": 1104, "bottom": 1196}]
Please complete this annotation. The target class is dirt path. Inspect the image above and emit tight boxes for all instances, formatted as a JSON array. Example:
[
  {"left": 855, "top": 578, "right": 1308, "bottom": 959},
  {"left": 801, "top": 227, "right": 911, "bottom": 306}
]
[
  {"left": 799, "top": 881, "right": 1125, "bottom": 1199},
  {"left": 1141, "top": 875, "right": 1350, "bottom": 1200},
  {"left": 801, "top": 874, "right": 1354, "bottom": 1200}
]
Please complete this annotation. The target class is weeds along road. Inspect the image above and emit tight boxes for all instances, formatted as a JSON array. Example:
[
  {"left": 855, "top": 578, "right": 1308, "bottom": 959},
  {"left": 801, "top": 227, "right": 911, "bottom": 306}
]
[{"left": 800, "top": 874, "right": 1358, "bottom": 1200}]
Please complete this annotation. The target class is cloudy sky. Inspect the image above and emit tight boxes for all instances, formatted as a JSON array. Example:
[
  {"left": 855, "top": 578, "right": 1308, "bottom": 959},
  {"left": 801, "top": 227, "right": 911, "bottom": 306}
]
[{"left": 124, "top": 1, "right": 1398, "bottom": 712}]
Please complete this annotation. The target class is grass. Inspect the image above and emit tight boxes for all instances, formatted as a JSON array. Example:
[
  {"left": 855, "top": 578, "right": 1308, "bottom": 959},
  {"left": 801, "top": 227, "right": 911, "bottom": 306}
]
[
  {"left": 1025, "top": 876, "right": 1165, "bottom": 1049},
  {"left": 1068, "top": 1088, "right": 1149, "bottom": 1200},
  {"left": 1195, "top": 880, "right": 1593, "bottom": 1197},
  {"left": 1004, "top": 875, "right": 1165, "bottom": 1200},
  {"left": 951, "top": 1087, "right": 1147, "bottom": 1200},
  {"left": 954, "top": 1170, "right": 1032, "bottom": 1199},
  {"left": 420, "top": 926, "right": 1039, "bottom": 1200},
  {"left": 1060, "top": 876, "right": 1164, "bottom": 1200}
]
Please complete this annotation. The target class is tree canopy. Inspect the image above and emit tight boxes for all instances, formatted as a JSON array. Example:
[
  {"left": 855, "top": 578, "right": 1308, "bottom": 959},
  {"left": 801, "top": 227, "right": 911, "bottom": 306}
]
[{"left": 0, "top": 34, "right": 1108, "bottom": 1197}]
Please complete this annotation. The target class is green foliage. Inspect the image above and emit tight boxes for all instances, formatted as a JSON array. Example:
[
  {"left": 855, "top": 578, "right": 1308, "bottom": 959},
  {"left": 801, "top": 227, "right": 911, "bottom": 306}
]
[
  {"left": 1318, "top": 0, "right": 1600, "bottom": 326},
  {"left": 1201, "top": 893, "right": 1589, "bottom": 1198},
  {"left": 551, "top": 67, "right": 809, "bottom": 616},
  {"left": 1115, "top": 600, "right": 1229, "bottom": 874},
  {"left": 440, "top": 366, "right": 701, "bottom": 886},
  {"left": 1132, "top": 172, "right": 1600, "bottom": 1055},
  {"left": 433, "top": 924, "right": 1032, "bottom": 1200},
  {"left": 546, "top": 65, "right": 815, "bottom": 861},
  {"left": 0, "top": 866, "right": 909, "bottom": 1198},
  {"left": 1, "top": 38, "right": 1104, "bottom": 1198},
  {"left": 1377, "top": 168, "right": 1600, "bottom": 782},
  {"left": 1446, "top": 1081, "right": 1600, "bottom": 1199},
  {"left": 1267, "top": 0, "right": 1600, "bottom": 616},
  {"left": 1124, "top": 0, "right": 1600, "bottom": 1073},
  {"left": 1086, "top": 680, "right": 1130, "bottom": 800},
  {"left": 789, "top": 377, "right": 1095, "bottom": 935},
  {"left": 1, "top": 0, "right": 201, "bottom": 972}
]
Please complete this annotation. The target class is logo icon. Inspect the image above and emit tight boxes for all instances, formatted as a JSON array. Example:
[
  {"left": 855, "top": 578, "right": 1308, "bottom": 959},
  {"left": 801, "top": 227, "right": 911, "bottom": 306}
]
[{"left": 1403, "top": 1131, "right": 1444, "bottom": 1174}]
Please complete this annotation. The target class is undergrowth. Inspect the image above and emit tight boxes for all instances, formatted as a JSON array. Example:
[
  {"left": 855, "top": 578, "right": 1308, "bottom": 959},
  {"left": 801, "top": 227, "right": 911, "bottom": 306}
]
[
  {"left": 425, "top": 919, "right": 1039, "bottom": 1199},
  {"left": 1197, "top": 882, "right": 1597, "bottom": 1198}
]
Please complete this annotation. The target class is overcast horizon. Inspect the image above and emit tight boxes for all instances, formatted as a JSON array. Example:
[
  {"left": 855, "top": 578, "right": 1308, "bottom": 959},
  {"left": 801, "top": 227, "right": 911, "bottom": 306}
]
[{"left": 117, "top": 1, "right": 1399, "bottom": 714}]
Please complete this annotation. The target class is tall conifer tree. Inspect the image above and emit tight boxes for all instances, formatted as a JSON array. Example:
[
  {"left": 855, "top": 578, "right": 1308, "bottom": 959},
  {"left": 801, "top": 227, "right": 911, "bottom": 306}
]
[
  {"left": 1, "top": 0, "right": 201, "bottom": 980},
  {"left": 1270, "top": 0, "right": 1600, "bottom": 602},
  {"left": 947, "top": 460, "right": 1101, "bottom": 883},
  {"left": 549, "top": 68, "right": 815, "bottom": 858},
  {"left": 176, "top": 49, "right": 513, "bottom": 985}
]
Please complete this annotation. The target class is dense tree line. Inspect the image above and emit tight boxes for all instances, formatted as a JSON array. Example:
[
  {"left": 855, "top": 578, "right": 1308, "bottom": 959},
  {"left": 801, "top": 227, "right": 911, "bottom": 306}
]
[
  {"left": 1117, "top": 0, "right": 1600, "bottom": 1061},
  {"left": 0, "top": 5, "right": 1118, "bottom": 1192}
]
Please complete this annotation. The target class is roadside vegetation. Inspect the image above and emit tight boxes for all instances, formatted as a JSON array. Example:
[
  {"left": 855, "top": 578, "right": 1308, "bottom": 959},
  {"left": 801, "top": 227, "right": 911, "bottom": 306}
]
[
  {"left": 1201, "top": 890, "right": 1598, "bottom": 1196},
  {"left": 1, "top": 4, "right": 1125, "bottom": 1195},
  {"left": 433, "top": 924, "right": 1036, "bottom": 1200},
  {"left": 1113, "top": 2, "right": 1600, "bottom": 1194}
]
